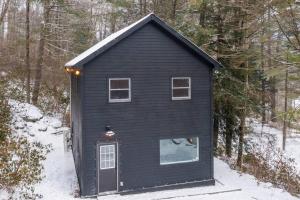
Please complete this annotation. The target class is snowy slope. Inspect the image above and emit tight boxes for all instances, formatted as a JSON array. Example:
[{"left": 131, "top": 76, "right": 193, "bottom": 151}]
[
  {"left": 249, "top": 119, "right": 300, "bottom": 170},
  {"left": 1, "top": 101, "right": 299, "bottom": 200},
  {"left": 0, "top": 100, "right": 78, "bottom": 200}
]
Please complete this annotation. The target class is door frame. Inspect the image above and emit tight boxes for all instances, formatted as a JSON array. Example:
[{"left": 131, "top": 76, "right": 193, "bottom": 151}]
[{"left": 97, "top": 141, "right": 119, "bottom": 194}]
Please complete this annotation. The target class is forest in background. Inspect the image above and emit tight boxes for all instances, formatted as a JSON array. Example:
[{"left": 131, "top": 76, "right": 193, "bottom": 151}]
[{"left": 0, "top": 0, "right": 300, "bottom": 196}]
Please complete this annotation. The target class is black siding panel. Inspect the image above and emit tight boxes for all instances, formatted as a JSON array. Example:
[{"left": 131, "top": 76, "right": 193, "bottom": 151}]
[
  {"left": 80, "top": 22, "right": 213, "bottom": 196},
  {"left": 71, "top": 75, "right": 84, "bottom": 194}
]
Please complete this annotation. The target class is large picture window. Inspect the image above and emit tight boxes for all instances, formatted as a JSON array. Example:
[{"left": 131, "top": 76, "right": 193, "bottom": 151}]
[
  {"left": 172, "top": 77, "right": 191, "bottom": 100},
  {"left": 109, "top": 78, "right": 131, "bottom": 102},
  {"left": 160, "top": 137, "right": 199, "bottom": 165}
]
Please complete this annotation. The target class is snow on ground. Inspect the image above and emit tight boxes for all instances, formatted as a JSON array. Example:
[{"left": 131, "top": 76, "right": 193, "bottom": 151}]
[
  {"left": 34, "top": 130, "right": 77, "bottom": 200},
  {"left": 1, "top": 101, "right": 299, "bottom": 200},
  {"left": 98, "top": 158, "right": 298, "bottom": 200}
]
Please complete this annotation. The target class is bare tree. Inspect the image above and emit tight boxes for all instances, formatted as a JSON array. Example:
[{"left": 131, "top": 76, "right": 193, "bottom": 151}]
[
  {"left": 282, "top": 68, "right": 288, "bottom": 150},
  {"left": 25, "top": 0, "right": 30, "bottom": 103},
  {"left": 0, "top": 0, "right": 10, "bottom": 26},
  {"left": 32, "top": 0, "right": 51, "bottom": 105}
]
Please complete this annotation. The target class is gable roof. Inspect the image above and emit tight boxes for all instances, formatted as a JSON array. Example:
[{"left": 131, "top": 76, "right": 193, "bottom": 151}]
[{"left": 65, "top": 13, "right": 222, "bottom": 68}]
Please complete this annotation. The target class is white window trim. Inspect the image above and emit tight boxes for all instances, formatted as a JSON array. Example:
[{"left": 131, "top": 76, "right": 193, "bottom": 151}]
[
  {"left": 160, "top": 137, "right": 199, "bottom": 165},
  {"left": 100, "top": 145, "right": 115, "bottom": 170},
  {"left": 171, "top": 77, "right": 191, "bottom": 100},
  {"left": 109, "top": 78, "right": 131, "bottom": 103}
]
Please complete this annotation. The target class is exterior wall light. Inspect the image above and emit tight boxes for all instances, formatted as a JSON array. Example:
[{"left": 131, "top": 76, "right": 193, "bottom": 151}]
[
  {"left": 65, "top": 67, "right": 81, "bottom": 76},
  {"left": 65, "top": 67, "right": 75, "bottom": 73},
  {"left": 75, "top": 70, "right": 80, "bottom": 76},
  {"left": 105, "top": 126, "right": 116, "bottom": 137}
]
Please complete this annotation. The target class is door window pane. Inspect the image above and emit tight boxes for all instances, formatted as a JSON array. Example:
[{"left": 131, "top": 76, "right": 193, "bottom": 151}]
[{"left": 100, "top": 145, "right": 115, "bottom": 170}]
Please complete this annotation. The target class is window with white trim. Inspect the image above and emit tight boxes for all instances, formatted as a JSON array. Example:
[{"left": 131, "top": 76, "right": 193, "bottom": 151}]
[
  {"left": 172, "top": 77, "right": 191, "bottom": 100},
  {"left": 109, "top": 78, "right": 131, "bottom": 102},
  {"left": 100, "top": 145, "right": 115, "bottom": 170},
  {"left": 160, "top": 137, "right": 199, "bottom": 165}
]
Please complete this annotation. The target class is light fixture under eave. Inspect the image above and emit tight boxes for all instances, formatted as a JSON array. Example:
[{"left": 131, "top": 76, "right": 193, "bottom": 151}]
[
  {"left": 65, "top": 67, "right": 73, "bottom": 73},
  {"left": 74, "top": 70, "right": 80, "bottom": 76}
]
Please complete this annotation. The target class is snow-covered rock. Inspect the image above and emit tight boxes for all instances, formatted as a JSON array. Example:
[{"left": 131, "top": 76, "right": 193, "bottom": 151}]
[
  {"left": 38, "top": 124, "right": 48, "bottom": 132},
  {"left": 14, "top": 121, "right": 25, "bottom": 129},
  {"left": 50, "top": 119, "right": 63, "bottom": 129},
  {"left": 9, "top": 100, "right": 43, "bottom": 122},
  {"left": 41, "top": 116, "right": 63, "bottom": 129}
]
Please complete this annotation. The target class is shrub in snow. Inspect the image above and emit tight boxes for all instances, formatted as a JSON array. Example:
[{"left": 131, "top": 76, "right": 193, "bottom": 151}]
[
  {"left": 242, "top": 136, "right": 300, "bottom": 196},
  {"left": 0, "top": 79, "right": 51, "bottom": 199},
  {"left": 0, "top": 136, "right": 51, "bottom": 192},
  {"left": 38, "top": 84, "right": 69, "bottom": 115}
]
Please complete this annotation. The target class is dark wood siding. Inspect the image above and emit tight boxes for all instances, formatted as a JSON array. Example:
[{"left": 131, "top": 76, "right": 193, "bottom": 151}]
[
  {"left": 80, "top": 22, "right": 213, "bottom": 196},
  {"left": 71, "top": 75, "right": 84, "bottom": 192}
]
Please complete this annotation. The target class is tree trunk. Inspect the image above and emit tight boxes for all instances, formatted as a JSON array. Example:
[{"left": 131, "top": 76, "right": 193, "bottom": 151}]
[
  {"left": 237, "top": 112, "right": 245, "bottom": 168},
  {"left": 267, "top": 4, "right": 277, "bottom": 122},
  {"left": 282, "top": 69, "right": 288, "bottom": 151},
  {"left": 139, "top": 0, "right": 143, "bottom": 16},
  {"left": 143, "top": 0, "right": 147, "bottom": 15},
  {"left": 260, "top": 13, "right": 266, "bottom": 124},
  {"left": 213, "top": 101, "right": 219, "bottom": 151},
  {"left": 32, "top": 0, "right": 51, "bottom": 105},
  {"left": 225, "top": 109, "right": 233, "bottom": 157},
  {"left": 270, "top": 77, "right": 277, "bottom": 122},
  {"left": 0, "top": 0, "right": 10, "bottom": 26},
  {"left": 237, "top": 61, "right": 248, "bottom": 168},
  {"left": 171, "top": 0, "right": 177, "bottom": 22},
  {"left": 199, "top": 0, "right": 207, "bottom": 27},
  {"left": 25, "top": 0, "right": 30, "bottom": 103}
]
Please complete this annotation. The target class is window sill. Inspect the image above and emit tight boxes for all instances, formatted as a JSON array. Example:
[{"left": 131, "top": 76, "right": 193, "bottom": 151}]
[
  {"left": 172, "top": 97, "right": 191, "bottom": 101},
  {"left": 160, "top": 159, "right": 199, "bottom": 166},
  {"left": 109, "top": 99, "right": 131, "bottom": 103}
]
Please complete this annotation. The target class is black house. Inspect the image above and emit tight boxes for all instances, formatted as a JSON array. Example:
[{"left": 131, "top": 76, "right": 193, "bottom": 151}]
[{"left": 65, "top": 13, "right": 221, "bottom": 197}]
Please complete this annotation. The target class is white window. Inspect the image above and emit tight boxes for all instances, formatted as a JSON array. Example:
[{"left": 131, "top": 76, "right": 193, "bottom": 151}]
[
  {"left": 109, "top": 78, "right": 131, "bottom": 102},
  {"left": 160, "top": 137, "right": 199, "bottom": 165},
  {"left": 172, "top": 77, "right": 191, "bottom": 100},
  {"left": 100, "top": 145, "right": 115, "bottom": 170}
]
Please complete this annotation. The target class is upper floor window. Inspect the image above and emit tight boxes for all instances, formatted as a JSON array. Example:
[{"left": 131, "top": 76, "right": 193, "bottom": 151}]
[
  {"left": 172, "top": 77, "right": 191, "bottom": 100},
  {"left": 109, "top": 78, "right": 131, "bottom": 103}
]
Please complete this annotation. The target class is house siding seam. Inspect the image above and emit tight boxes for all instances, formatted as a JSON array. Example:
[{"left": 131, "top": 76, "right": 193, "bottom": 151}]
[{"left": 79, "top": 22, "right": 214, "bottom": 196}]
